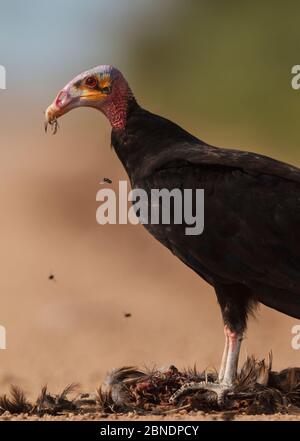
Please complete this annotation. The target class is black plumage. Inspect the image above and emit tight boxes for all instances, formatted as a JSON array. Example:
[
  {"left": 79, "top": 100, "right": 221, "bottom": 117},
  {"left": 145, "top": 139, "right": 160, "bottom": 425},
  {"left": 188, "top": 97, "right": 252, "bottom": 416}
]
[
  {"left": 45, "top": 65, "right": 300, "bottom": 398},
  {"left": 112, "top": 99, "right": 300, "bottom": 333}
]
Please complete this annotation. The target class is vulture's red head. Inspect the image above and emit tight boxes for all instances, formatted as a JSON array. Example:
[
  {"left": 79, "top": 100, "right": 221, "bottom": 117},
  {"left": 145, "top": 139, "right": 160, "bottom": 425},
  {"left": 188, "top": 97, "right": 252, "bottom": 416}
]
[{"left": 45, "top": 65, "right": 134, "bottom": 132}]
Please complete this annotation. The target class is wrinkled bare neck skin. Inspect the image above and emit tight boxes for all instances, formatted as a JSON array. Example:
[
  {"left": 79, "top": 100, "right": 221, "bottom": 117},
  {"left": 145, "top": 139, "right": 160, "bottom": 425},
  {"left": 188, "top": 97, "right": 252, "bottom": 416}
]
[
  {"left": 100, "top": 73, "right": 135, "bottom": 129},
  {"left": 45, "top": 66, "right": 137, "bottom": 132}
]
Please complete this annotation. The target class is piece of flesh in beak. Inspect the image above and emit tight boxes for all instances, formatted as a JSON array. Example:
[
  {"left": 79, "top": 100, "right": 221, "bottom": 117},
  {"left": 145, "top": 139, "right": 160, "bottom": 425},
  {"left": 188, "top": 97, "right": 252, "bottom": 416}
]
[
  {"left": 44, "top": 104, "right": 60, "bottom": 134},
  {"left": 45, "top": 90, "right": 72, "bottom": 134}
]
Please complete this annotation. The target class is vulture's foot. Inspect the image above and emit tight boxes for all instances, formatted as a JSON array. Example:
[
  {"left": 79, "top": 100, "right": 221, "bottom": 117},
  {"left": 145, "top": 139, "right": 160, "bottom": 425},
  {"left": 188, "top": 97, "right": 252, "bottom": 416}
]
[
  {"left": 169, "top": 381, "right": 233, "bottom": 407},
  {"left": 170, "top": 326, "right": 242, "bottom": 407}
]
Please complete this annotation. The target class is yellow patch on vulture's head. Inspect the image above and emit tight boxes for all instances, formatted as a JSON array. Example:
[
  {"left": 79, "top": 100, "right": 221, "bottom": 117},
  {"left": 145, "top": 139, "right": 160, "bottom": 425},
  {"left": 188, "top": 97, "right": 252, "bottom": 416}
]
[{"left": 45, "top": 65, "right": 134, "bottom": 131}]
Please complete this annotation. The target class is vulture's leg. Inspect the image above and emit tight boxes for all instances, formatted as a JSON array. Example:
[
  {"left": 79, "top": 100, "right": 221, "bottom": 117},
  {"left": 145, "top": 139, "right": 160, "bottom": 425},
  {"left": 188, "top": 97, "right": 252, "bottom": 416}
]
[
  {"left": 221, "top": 325, "right": 243, "bottom": 385},
  {"left": 170, "top": 283, "right": 254, "bottom": 406},
  {"left": 218, "top": 326, "right": 229, "bottom": 382}
]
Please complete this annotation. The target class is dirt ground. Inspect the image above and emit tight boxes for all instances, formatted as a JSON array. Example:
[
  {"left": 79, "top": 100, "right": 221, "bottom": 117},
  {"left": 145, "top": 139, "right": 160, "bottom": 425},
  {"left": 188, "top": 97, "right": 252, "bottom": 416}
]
[
  {"left": 0, "top": 412, "right": 299, "bottom": 421},
  {"left": 0, "top": 119, "right": 300, "bottom": 421}
]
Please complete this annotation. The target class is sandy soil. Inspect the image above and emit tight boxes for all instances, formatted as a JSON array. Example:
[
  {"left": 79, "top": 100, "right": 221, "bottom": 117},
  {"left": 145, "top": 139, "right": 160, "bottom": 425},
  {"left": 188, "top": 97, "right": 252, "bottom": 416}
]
[
  {"left": 1, "top": 412, "right": 300, "bottom": 421},
  {"left": 0, "top": 117, "right": 300, "bottom": 421}
]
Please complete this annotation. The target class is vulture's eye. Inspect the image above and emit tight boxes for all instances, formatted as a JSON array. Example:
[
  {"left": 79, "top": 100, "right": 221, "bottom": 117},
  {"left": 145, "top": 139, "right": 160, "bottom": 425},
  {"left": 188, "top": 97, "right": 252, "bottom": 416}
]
[{"left": 85, "top": 76, "right": 97, "bottom": 88}]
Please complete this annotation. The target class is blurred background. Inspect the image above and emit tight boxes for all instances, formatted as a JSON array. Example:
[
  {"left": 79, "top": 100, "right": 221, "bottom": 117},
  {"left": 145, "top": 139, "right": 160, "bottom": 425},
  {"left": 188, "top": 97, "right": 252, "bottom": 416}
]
[{"left": 0, "top": 0, "right": 300, "bottom": 397}]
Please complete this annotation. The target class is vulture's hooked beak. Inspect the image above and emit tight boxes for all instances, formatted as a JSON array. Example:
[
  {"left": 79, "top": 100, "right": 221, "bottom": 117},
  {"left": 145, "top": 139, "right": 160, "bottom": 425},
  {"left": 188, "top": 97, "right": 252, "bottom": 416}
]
[
  {"left": 45, "top": 89, "right": 75, "bottom": 135},
  {"left": 45, "top": 105, "right": 60, "bottom": 134},
  {"left": 45, "top": 65, "right": 122, "bottom": 133}
]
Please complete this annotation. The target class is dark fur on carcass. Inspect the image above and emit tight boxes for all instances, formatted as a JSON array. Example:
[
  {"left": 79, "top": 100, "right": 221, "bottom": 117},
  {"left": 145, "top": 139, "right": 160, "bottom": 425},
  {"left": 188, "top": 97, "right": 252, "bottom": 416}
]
[
  {"left": 98, "top": 355, "right": 300, "bottom": 415},
  {"left": 1, "top": 357, "right": 300, "bottom": 417}
]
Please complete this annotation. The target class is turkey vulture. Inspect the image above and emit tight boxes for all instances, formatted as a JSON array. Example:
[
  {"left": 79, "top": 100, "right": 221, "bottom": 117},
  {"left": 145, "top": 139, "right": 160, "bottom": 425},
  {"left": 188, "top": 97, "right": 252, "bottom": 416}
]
[{"left": 45, "top": 65, "right": 300, "bottom": 402}]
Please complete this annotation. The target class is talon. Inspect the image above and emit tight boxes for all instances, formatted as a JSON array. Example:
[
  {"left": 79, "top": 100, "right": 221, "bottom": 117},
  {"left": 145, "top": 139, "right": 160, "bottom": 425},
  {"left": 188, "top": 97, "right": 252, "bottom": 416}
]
[{"left": 170, "top": 381, "right": 232, "bottom": 407}]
